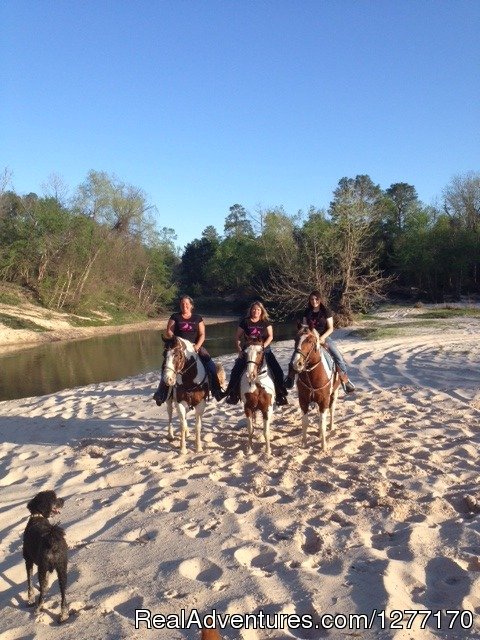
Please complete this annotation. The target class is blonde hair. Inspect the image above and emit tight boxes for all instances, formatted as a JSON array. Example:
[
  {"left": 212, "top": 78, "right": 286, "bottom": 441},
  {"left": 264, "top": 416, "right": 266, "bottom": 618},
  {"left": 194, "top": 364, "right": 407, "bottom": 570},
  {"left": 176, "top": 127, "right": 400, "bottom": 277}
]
[{"left": 248, "top": 301, "right": 269, "bottom": 322}]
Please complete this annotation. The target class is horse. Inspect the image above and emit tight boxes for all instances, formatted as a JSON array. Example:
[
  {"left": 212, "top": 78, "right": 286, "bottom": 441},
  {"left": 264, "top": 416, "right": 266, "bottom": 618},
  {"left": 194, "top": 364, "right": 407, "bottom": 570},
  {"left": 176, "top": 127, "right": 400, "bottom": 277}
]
[
  {"left": 162, "top": 336, "right": 211, "bottom": 454},
  {"left": 290, "top": 326, "right": 341, "bottom": 451},
  {"left": 240, "top": 340, "right": 275, "bottom": 456}
]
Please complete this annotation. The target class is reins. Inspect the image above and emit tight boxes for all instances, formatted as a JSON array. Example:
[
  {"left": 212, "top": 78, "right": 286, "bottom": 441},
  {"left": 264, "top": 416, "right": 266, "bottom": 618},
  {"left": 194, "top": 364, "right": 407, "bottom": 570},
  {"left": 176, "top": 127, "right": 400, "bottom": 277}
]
[
  {"left": 164, "top": 344, "right": 208, "bottom": 391},
  {"left": 294, "top": 337, "right": 334, "bottom": 397}
]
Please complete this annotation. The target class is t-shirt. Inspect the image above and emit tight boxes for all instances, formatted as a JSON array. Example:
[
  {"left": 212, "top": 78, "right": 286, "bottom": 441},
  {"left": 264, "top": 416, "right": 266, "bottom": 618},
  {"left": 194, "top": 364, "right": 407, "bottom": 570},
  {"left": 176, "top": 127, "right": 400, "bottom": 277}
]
[
  {"left": 239, "top": 317, "right": 270, "bottom": 342},
  {"left": 169, "top": 313, "right": 203, "bottom": 343},
  {"left": 303, "top": 305, "right": 332, "bottom": 336}
]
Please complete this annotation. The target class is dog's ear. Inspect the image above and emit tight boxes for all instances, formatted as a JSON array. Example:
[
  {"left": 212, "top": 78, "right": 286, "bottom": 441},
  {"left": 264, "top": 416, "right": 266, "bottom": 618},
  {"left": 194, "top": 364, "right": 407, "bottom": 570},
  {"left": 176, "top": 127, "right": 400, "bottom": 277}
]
[{"left": 27, "top": 491, "right": 61, "bottom": 517}]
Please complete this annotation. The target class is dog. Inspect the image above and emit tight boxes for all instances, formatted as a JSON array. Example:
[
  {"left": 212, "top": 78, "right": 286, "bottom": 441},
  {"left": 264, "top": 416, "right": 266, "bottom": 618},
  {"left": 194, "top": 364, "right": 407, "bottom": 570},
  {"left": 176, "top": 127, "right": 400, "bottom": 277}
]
[
  {"left": 22, "top": 490, "right": 69, "bottom": 622},
  {"left": 201, "top": 629, "right": 222, "bottom": 640}
]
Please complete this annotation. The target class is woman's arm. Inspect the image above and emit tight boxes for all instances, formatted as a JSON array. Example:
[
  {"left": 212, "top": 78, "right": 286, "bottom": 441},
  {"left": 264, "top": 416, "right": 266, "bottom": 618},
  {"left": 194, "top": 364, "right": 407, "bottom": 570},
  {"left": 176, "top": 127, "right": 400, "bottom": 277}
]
[
  {"left": 319, "top": 317, "right": 334, "bottom": 343},
  {"left": 165, "top": 318, "right": 175, "bottom": 338},
  {"left": 235, "top": 326, "right": 244, "bottom": 354},
  {"left": 194, "top": 320, "right": 206, "bottom": 351},
  {"left": 263, "top": 324, "right": 273, "bottom": 349}
]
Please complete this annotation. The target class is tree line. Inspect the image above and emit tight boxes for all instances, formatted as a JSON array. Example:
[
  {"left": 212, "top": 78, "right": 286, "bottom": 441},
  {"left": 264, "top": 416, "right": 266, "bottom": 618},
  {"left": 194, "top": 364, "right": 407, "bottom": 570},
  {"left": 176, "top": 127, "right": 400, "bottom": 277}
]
[{"left": 1, "top": 169, "right": 479, "bottom": 320}]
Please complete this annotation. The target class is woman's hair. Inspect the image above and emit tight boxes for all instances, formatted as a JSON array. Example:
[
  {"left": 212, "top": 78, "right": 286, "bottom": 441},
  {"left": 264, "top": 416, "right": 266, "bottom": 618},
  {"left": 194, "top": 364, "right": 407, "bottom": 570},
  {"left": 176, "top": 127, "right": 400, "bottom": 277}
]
[
  {"left": 248, "top": 301, "right": 269, "bottom": 322},
  {"left": 307, "top": 290, "right": 323, "bottom": 311},
  {"left": 179, "top": 295, "right": 194, "bottom": 308}
]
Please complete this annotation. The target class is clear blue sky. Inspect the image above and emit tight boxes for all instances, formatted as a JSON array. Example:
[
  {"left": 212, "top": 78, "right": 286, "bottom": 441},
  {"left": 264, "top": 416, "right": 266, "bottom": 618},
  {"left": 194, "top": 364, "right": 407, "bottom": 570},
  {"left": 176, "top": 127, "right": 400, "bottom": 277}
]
[{"left": 2, "top": 1, "right": 479, "bottom": 249}]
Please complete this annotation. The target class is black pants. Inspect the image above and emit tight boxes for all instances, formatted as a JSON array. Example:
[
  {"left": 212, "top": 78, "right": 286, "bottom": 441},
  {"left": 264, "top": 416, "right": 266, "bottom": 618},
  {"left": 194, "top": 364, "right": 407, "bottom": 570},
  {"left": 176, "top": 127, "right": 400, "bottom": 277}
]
[{"left": 225, "top": 348, "right": 286, "bottom": 399}]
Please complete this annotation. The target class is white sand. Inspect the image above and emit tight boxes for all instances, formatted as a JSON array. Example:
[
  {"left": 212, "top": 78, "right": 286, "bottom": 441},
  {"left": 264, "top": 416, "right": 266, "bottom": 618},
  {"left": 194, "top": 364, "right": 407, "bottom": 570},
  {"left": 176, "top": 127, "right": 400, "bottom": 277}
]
[{"left": 1, "top": 319, "right": 479, "bottom": 639}]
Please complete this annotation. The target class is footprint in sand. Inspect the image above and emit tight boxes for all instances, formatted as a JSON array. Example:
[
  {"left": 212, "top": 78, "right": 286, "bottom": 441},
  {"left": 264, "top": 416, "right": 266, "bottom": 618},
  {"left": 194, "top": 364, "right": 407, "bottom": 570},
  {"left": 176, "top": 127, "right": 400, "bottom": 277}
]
[
  {"left": 224, "top": 497, "right": 254, "bottom": 514},
  {"left": 234, "top": 544, "right": 277, "bottom": 577},
  {"left": 300, "top": 527, "right": 324, "bottom": 555},
  {"left": 178, "top": 557, "right": 223, "bottom": 583},
  {"left": 160, "top": 496, "right": 190, "bottom": 512},
  {"left": 101, "top": 589, "right": 144, "bottom": 618}
]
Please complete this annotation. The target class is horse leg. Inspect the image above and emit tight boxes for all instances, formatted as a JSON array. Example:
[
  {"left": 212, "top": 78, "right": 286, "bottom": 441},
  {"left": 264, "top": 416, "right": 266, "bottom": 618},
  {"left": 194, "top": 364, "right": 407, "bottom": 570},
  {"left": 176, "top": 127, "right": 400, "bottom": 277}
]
[
  {"left": 176, "top": 402, "right": 189, "bottom": 455},
  {"left": 263, "top": 406, "right": 273, "bottom": 457},
  {"left": 318, "top": 409, "right": 328, "bottom": 451},
  {"left": 329, "top": 387, "right": 339, "bottom": 432},
  {"left": 166, "top": 397, "right": 174, "bottom": 441},
  {"left": 194, "top": 400, "right": 206, "bottom": 453},
  {"left": 245, "top": 410, "right": 254, "bottom": 455},
  {"left": 301, "top": 413, "right": 309, "bottom": 448}
]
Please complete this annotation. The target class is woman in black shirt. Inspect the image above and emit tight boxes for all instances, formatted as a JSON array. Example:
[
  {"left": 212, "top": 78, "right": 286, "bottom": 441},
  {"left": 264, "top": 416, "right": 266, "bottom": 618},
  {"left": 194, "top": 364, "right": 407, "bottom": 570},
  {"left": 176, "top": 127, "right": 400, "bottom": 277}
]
[
  {"left": 285, "top": 290, "right": 355, "bottom": 393},
  {"left": 223, "top": 301, "right": 288, "bottom": 406},
  {"left": 153, "top": 295, "right": 225, "bottom": 404}
]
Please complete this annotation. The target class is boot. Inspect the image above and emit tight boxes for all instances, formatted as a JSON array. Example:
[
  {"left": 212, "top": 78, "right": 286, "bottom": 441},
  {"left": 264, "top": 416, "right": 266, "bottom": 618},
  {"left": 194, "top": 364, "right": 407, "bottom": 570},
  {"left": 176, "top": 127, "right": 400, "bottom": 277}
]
[{"left": 344, "top": 380, "right": 356, "bottom": 393}]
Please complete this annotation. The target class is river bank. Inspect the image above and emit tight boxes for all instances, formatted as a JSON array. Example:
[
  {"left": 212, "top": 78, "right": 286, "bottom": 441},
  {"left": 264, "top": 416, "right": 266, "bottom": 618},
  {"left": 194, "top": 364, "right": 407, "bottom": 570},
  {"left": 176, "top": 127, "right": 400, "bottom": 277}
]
[{"left": 0, "top": 301, "right": 234, "bottom": 353}]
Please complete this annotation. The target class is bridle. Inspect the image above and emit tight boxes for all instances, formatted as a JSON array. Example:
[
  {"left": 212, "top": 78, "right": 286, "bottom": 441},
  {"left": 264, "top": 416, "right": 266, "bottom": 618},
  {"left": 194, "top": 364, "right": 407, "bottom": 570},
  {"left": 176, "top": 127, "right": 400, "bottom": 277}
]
[
  {"left": 244, "top": 344, "right": 267, "bottom": 377},
  {"left": 164, "top": 341, "right": 206, "bottom": 388},
  {"left": 293, "top": 335, "right": 321, "bottom": 372},
  {"left": 294, "top": 333, "right": 332, "bottom": 393}
]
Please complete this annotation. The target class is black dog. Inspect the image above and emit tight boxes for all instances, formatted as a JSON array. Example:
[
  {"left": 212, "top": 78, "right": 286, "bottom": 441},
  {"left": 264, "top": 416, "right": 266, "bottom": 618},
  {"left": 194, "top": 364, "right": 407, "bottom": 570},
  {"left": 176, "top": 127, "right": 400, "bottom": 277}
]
[{"left": 22, "top": 490, "right": 69, "bottom": 622}]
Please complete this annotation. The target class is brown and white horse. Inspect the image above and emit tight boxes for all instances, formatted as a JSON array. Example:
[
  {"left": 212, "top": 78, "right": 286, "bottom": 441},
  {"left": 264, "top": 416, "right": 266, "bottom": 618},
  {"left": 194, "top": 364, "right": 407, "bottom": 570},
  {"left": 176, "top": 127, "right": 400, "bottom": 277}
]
[
  {"left": 163, "top": 337, "right": 209, "bottom": 454},
  {"left": 240, "top": 341, "right": 275, "bottom": 456},
  {"left": 291, "top": 327, "right": 341, "bottom": 451}
]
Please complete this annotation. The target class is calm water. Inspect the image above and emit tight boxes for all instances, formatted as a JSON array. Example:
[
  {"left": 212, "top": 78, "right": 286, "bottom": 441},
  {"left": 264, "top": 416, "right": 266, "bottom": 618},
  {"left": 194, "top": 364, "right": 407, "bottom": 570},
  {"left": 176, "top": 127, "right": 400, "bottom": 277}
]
[{"left": 0, "top": 320, "right": 297, "bottom": 402}]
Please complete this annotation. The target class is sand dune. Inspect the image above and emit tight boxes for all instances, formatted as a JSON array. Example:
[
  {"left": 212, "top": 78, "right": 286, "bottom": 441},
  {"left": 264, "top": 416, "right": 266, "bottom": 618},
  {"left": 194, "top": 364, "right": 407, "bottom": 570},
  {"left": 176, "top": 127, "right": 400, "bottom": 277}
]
[{"left": 1, "top": 321, "right": 479, "bottom": 639}]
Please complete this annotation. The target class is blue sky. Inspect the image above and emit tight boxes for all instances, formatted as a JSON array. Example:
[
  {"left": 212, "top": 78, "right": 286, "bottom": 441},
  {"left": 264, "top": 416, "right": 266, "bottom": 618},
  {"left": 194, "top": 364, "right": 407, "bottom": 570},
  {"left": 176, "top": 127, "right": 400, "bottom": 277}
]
[{"left": 2, "top": 1, "right": 479, "bottom": 249}]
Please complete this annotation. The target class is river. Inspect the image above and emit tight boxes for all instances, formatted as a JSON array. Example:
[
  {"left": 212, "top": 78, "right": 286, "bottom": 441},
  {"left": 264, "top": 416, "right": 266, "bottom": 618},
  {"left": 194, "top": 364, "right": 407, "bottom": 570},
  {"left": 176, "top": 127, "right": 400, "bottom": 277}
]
[{"left": 0, "top": 320, "right": 296, "bottom": 402}]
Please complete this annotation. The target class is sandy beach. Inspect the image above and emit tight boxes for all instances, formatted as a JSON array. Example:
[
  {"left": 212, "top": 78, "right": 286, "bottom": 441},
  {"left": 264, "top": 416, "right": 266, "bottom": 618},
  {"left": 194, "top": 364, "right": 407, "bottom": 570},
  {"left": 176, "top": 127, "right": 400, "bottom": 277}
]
[{"left": 1, "top": 311, "right": 479, "bottom": 639}]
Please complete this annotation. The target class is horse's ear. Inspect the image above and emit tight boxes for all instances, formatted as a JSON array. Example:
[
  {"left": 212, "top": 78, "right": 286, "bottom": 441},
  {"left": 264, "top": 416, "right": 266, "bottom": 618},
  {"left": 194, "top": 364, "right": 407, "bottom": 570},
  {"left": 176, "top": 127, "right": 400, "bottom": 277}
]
[
  {"left": 308, "top": 320, "right": 315, "bottom": 331},
  {"left": 296, "top": 321, "right": 303, "bottom": 331},
  {"left": 162, "top": 335, "right": 175, "bottom": 348}
]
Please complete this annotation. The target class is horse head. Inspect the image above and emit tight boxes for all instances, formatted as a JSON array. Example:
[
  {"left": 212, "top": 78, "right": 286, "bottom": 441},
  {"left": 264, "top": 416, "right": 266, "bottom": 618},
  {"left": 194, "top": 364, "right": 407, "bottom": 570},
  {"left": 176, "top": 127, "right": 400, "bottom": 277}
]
[
  {"left": 244, "top": 339, "right": 265, "bottom": 383},
  {"left": 163, "top": 336, "right": 187, "bottom": 386},
  {"left": 291, "top": 327, "right": 320, "bottom": 373}
]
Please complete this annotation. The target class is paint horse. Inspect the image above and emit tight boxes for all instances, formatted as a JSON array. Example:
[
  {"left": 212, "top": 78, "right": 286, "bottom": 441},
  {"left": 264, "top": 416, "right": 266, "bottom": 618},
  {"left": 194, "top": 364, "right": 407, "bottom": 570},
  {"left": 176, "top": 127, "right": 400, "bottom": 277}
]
[
  {"left": 240, "top": 340, "right": 275, "bottom": 456},
  {"left": 162, "top": 336, "right": 212, "bottom": 454},
  {"left": 290, "top": 326, "right": 341, "bottom": 451}
]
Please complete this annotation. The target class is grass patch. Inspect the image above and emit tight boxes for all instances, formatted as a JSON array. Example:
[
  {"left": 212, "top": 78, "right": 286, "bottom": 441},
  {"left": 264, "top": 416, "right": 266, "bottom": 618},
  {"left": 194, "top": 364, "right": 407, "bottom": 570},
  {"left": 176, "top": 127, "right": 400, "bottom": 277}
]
[
  {"left": 0, "top": 291, "right": 22, "bottom": 305},
  {"left": 68, "top": 308, "right": 148, "bottom": 327},
  {"left": 350, "top": 319, "right": 439, "bottom": 340},
  {"left": 0, "top": 313, "right": 50, "bottom": 332},
  {"left": 417, "top": 308, "right": 480, "bottom": 319}
]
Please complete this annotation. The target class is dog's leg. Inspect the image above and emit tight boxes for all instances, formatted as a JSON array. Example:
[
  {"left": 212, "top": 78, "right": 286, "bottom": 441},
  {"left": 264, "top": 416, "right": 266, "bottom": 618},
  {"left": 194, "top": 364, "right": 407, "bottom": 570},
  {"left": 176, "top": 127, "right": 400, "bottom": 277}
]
[
  {"left": 26, "top": 560, "right": 35, "bottom": 606},
  {"left": 36, "top": 565, "right": 49, "bottom": 612},
  {"left": 57, "top": 566, "right": 69, "bottom": 623}
]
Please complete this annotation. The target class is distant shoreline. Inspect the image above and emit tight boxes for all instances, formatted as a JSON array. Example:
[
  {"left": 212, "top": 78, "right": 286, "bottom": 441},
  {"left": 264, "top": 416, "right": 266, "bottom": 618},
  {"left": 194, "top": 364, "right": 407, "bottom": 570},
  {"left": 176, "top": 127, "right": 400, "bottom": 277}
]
[{"left": 0, "top": 314, "right": 235, "bottom": 354}]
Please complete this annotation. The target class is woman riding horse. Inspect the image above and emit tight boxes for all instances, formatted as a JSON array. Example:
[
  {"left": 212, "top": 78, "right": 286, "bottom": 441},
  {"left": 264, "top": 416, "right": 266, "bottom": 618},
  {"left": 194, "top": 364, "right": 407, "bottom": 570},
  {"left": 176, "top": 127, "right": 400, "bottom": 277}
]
[
  {"left": 153, "top": 295, "right": 225, "bottom": 405},
  {"left": 284, "top": 290, "right": 355, "bottom": 393},
  {"left": 223, "top": 301, "right": 288, "bottom": 406}
]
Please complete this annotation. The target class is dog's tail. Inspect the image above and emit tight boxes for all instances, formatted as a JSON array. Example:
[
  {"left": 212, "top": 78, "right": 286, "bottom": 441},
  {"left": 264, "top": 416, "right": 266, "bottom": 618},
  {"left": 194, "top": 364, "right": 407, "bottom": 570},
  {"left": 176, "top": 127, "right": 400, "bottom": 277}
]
[{"left": 42, "top": 524, "right": 66, "bottom": 551}]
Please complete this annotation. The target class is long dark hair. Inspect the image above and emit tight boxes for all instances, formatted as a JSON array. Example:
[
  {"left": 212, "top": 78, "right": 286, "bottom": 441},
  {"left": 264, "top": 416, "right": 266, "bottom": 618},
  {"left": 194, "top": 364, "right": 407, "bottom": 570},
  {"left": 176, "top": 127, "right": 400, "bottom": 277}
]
[{"left": 307, "top": 290, "right": 325, "bottom": 312}]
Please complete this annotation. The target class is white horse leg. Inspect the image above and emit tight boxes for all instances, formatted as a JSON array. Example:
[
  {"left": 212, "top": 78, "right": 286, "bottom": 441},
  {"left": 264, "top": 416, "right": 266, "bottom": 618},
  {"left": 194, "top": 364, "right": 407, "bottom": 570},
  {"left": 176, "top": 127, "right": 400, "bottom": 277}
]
[
  {"left": 194, "top": 400, "right": 206, "bottom": 453},
  {"left": 166, "top": 397, "right": 174, "bottom": 441},
  {"left": 246, "top": 416, "right": 254, "bottom": 455},
  {"left": 263, "top": 406, "right": 273, "bottom": 457},
  {"left": 318, "top": 410, "right": 328, "bottom": 451},
  {"left": 176, "top": 402, "right": 188, "bottom": 455},
  {"left": 301, "top": 413, "right": 309, "bottom": 448},
  {"left": 329, "top": 388, "right": 339, "bottom": 432}
]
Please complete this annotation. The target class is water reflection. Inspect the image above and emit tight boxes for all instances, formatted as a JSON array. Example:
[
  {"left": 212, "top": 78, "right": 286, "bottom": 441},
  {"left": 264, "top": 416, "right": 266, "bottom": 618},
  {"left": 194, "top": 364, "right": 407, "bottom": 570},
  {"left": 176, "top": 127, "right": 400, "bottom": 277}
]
[{"left": 0, "top": 320, "right": 296, "bottom": 401}]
